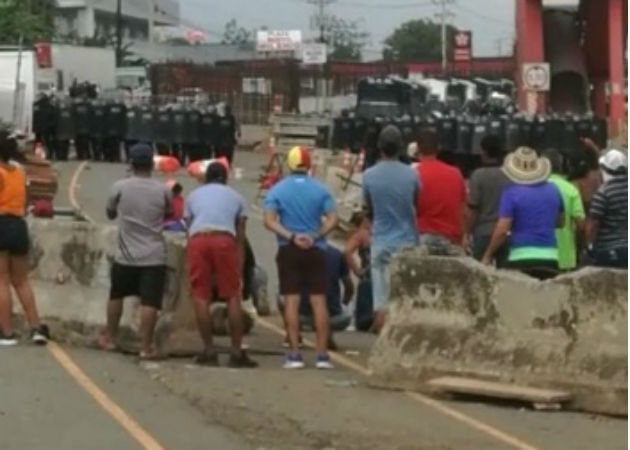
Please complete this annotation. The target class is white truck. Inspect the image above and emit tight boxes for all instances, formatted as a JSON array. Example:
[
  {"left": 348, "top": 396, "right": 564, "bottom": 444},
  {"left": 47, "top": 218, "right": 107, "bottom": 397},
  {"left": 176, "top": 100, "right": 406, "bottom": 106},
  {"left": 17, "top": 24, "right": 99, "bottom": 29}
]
[{"left": 0, "top": 45, "right": 116, "bottom": 135}]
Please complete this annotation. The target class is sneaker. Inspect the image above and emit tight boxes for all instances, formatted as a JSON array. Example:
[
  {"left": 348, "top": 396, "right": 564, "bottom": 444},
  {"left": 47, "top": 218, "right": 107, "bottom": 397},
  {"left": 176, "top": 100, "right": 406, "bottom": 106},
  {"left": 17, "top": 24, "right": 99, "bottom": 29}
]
[
  {"left": 0, "top": 332, "right": 18, "bottom": 346},
  {"left": 283, "top": 352, "right": 305, "bottom": 369},
  {"left": 194, "top": 351, "right": 219, "bottom": 367},
  {"left": 228, "top": 351, "right": 259, "bottom": 369},
  {"left": 30, "top": 325, "right": 50, "bottom": 345},
  {"left": 315, "top": 353, "right": 334, "bottom": 370}
]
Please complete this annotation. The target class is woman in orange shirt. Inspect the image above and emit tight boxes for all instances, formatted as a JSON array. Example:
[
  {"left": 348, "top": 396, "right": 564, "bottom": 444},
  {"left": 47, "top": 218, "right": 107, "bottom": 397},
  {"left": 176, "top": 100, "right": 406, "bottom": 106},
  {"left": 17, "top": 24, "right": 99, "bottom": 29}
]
[{"left": 0, "top": 131, "right": 48, "bottom": 345}]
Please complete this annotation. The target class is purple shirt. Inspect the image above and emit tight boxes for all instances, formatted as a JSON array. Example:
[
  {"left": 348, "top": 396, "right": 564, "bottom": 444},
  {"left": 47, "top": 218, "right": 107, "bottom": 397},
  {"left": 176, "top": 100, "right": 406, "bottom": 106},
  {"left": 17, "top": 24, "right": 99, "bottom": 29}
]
[{"left": 498, "top": 182, "right": 563, "bottom": 248}]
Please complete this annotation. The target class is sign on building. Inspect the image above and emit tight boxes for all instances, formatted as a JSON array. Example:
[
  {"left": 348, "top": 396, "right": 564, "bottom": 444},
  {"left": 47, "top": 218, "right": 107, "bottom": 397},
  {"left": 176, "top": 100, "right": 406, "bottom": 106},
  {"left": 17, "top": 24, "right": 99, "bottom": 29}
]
[
  {"left": 242, "top": 78, "right": 271, "bottom": 95},
  {"left": 256, "top": 30, "right": 302, "bottom": 53},
  {"left": 452, "top": 30, "right": 472, "bottom": 62},
  {"left": 522, "top": 63, "right": 550, "bottom": 91},
  {"left": 301, "top": 43, "right": 327, "bottom": 65}
]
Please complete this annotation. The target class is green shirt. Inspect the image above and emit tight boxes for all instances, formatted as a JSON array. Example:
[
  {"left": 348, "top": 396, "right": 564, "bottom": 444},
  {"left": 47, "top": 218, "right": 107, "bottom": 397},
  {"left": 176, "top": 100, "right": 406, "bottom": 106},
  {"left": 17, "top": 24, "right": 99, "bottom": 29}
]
[{"left": 549, "top": 174, "right": 585, "bottom": 269}]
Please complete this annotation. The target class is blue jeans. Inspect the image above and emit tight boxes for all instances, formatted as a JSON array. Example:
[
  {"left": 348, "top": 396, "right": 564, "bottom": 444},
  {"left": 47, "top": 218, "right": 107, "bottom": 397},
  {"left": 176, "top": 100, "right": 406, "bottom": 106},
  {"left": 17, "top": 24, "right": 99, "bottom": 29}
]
[{"left": 371, "top": 242, "right": 414, "bottom": 312}]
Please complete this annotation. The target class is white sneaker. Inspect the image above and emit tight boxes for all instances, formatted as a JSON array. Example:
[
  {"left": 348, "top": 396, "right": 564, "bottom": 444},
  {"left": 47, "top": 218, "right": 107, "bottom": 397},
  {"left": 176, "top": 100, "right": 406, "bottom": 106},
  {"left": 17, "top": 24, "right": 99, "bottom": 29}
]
[
  {"left": 315, "top": 354, "right": 335, "bottom": 370},
  {"left": 0, "top": 332, "right": 18, "bottom": 346},
  {"left": 283, "top": 353, "right": 305, "bottom": 369}
]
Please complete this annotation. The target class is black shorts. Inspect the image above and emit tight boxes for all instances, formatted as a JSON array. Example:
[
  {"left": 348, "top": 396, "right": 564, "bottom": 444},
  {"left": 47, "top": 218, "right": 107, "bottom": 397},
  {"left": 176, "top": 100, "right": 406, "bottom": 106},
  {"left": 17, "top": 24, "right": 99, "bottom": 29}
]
[
  {"left": 110, "top": 263, "right": 166, "bottom": 309},
  {"left": 0, "top": 215, "right": 29, "bottom": 255},
  {"left": 507, "top": 259, "right": 559, "bottom": 281},
  {"left": 276, "top": 244, "right": 326, "bottom": 296}
]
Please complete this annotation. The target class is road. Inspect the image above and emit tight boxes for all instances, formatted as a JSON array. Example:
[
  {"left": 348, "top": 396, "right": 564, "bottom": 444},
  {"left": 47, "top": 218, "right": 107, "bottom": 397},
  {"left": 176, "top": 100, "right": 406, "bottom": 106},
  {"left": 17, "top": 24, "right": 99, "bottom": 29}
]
[{"left": 1, "top": 150, "right": 626, "bottom": 450}]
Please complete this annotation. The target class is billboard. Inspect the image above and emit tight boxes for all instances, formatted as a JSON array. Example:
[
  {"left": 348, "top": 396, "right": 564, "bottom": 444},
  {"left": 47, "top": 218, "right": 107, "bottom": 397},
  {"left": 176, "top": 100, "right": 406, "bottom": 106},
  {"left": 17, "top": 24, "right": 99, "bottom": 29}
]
[
  {"left": 452, "top": 30, "right": 472, "bottom": 63},
  {"left": 256, "top": 30, "right": 302, "bottom": 53},
  {"left": 301, "top": 43, "right": 327, "bottom": 65}
]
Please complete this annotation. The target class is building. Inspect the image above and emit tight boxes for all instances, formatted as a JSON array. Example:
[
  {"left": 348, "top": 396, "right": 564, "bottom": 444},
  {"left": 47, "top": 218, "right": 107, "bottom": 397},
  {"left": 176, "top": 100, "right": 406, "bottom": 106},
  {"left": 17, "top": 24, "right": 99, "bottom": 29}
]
[{"left": 55, "top": 0, "right": 180, "bottom": 42}]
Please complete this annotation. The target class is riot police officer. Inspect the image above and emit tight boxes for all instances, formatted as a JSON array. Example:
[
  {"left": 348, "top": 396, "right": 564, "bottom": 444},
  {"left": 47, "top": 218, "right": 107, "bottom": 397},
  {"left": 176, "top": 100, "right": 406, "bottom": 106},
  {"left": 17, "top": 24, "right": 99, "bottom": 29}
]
[
  {"left": 72, "top": 99, "right": 91, "bottom": 160},
  {"left": 54, "top": 100, "right": 74, "bottom": 161},
  {"left": 217, "top": 104, "right": 238, "bottom": 164}
]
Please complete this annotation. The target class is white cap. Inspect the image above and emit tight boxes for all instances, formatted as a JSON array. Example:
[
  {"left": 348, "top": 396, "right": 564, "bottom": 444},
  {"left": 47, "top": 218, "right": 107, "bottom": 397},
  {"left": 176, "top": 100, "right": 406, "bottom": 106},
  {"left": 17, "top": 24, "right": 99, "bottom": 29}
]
[{"left": 599, "top": 149, "right": 628, "bottom": 173}]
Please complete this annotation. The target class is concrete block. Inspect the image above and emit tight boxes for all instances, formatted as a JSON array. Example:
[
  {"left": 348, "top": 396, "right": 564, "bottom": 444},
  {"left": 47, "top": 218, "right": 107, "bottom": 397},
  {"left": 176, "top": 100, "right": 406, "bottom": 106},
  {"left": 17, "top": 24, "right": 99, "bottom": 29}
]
[{"left": 368, "top": 250, "right": 628, "bottom": 415}]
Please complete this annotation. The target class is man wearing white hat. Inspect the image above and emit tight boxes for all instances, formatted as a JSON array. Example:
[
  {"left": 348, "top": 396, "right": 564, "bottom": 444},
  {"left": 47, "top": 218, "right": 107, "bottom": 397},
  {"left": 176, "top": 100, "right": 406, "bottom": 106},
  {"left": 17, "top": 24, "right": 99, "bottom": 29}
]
[
  {"left": 586, "top": 149, "right": 628, "bottom": 268},
  {"left": 482, "top": 147, "right": 564, "bottom": 279}
]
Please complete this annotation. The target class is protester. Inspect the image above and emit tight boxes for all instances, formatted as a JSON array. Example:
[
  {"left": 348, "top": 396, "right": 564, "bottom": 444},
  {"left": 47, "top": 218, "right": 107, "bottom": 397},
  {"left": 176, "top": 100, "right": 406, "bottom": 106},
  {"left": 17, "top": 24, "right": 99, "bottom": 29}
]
[
  {"left": 344, "top": 211, "right": 373, "bottom": 332},
  {"left": 278, "top": 245, "right": 354, "bottom": 350},
  {"left": 586, "top": 149, "right": 628, "bottom": 269},
  {"left": 185, "top": 161, "right": 257, "bottom": 368},
  {"left": 482, "top": 147, "right": 563, "bottom": 280},
  {"left": 571, "top": 138, "right": 603, "bottom": 209},
  {"left": 99, "top": 144, "right": 172, "bottom": 359},
  {"left": 0, "top": 131, "right": 49, "bottom": 345},
  {"left": 163, "top": 180, "right": 185, "bottom": 232},
  {"left": 415, "top": 126, "right": 467, "bottom": 255},
  {"left": 363, "top": 125, "right": 419, "bottom": 333},
  {"left": 543, "top": 148, "right": 586, "bottom": 271},
  {"left": 264, "top": 146, "right": 338, "bottom": 369},
  {"left": 465, "top": 135, "right": 511, "bottom": 265}
]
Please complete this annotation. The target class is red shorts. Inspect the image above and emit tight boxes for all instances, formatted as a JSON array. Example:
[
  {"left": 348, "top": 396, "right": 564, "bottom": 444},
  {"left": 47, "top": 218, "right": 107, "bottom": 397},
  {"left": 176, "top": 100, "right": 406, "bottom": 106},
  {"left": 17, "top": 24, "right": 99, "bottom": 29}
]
[{"left": 187, "top": 233, "right": 240, "bottom": 303}]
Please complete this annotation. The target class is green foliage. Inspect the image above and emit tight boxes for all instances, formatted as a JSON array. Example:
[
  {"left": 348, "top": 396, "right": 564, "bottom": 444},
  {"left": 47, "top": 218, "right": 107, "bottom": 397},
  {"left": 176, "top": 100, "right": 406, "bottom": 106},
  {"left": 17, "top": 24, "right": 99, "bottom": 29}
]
[
  {"left": 383, "top": 19, "right": 456, "bottom": 62},
  {"left": 0, "top": 0, "right": 55, "bottom": 45},
  {"left": 221, "top": 19, "right": 254, "bottom": 46}
]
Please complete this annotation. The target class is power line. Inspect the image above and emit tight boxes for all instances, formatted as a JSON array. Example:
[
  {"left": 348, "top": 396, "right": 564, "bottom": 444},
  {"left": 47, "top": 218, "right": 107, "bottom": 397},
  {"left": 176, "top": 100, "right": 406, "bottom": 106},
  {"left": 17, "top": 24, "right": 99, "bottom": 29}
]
[
  {"left": 452, "top": 4, "right": 512, "bottom": 28},
  {"left": 335, "top": 0, "right": 434, "bottom": 8}
]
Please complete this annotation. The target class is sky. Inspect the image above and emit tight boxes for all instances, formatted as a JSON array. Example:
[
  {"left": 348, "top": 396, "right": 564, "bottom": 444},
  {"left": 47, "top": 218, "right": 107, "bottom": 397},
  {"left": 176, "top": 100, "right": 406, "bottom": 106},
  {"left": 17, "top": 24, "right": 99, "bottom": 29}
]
[{"left": 178, "top": 0, "right": 516, "bottom": 59}]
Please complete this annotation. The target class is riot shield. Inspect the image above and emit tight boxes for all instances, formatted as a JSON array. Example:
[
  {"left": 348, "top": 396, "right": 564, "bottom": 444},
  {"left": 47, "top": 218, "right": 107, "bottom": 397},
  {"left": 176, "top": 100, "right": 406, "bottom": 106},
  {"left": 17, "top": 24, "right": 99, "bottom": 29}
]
[
  {"left": 105, "top": 102, "right": 127, "bottom": 139},
  {"left": 125, "top": 106, "right": 142, "bottom": 141},
  {"left": 471, "top": 121, "right": 489, "bottom": 155},
  {"left": 591, "top": 118, "right": 607, "bottom": 149},
  {"left": 456, "top": 119, "right": 474, "bottom": 154},
  {"left": 398, "top": 116, "right": 415, "bottom": 148},
  {"left": 154, "top": 109, "right": 173, "bottom": 145},
  {"left": 437, "top": 117, "right": 457, "bottom": 153},
  {"left": 544, "top": 118, "right": 565, "bottom": 151},
  {"left": 72, "top": 101, "right": 91, "bottom": 136},
  {"left": 353, "top": 117, "right": 368, "bottom": 152},
  {"left": 218, "top": 115, "right": 237, "bottom": 147},
  {"left": 488, "top": 117, "right": 506, "bottom": 150},
  {"left": 332, "top": 117, "right": 354, "bottom": 151},
  {"left": 184, "top": 108, "right": 201, "bottom": 145},
  {"left": 33, "top": 96, "right": 53, "bottom": 140},
  {"left": 171, "top": 110, "right": 186, "bottom": 145},
  {"left": 530, "top": 118, "right": 547, "bottom": 151},
  {"left": 137, "top": 107, "right": 154, "bottom": 143}
]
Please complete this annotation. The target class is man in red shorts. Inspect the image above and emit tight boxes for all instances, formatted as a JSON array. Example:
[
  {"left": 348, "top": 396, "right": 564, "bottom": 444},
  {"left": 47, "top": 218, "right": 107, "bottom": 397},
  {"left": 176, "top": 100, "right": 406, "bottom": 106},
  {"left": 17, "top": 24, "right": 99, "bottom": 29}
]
[{"left": 184, "top": 161, "right": 257, "bottom": 368}]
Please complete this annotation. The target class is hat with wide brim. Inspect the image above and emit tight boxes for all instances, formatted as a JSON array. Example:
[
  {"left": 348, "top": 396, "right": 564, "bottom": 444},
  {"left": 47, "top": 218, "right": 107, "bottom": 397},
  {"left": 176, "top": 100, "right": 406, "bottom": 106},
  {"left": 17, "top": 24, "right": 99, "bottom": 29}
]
[{"left": 502, "top": 146, "right": 551, "bottom": 185}]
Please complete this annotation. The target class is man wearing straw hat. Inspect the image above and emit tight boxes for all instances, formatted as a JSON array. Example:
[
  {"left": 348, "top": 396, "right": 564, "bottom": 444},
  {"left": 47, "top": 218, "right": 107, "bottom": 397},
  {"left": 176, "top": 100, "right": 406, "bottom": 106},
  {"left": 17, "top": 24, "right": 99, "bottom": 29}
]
[{"left": 482, "top": 147, "right": 564, "bottom": 280}]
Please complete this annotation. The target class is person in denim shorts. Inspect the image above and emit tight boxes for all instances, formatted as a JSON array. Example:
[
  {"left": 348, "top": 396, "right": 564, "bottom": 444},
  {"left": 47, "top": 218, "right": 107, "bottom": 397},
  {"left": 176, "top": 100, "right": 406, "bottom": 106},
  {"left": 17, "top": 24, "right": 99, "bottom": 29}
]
[{"left": 362, "top": 125, "right": 419, "bottom": 333}]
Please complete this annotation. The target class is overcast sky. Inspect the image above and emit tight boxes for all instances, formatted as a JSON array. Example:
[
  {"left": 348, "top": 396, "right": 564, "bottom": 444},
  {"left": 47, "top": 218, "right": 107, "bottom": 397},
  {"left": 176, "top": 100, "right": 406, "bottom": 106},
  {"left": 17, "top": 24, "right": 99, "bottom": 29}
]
[{"left": 178, "top": 0, "right": 516, "bottom": 59}]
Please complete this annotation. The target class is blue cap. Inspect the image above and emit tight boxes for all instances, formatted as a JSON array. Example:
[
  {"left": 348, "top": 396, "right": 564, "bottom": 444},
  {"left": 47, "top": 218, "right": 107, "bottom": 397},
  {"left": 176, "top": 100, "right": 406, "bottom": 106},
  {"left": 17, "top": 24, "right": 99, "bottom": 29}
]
[{"left": 129, "top": 143, "right": 153, "bottom": 166}]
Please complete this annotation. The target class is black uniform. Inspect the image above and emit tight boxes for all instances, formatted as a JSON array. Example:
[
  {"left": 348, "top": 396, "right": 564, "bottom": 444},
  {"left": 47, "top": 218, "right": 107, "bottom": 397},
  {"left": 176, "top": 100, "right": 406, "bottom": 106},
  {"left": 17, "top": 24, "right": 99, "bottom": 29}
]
[
  {"left": 54, "top": 103, "right": 74, "bottom": 161},
  {"left": 217, "top": 112, "right": 237, "bottom": 164},
  {"left": 72, "top": 100, "right": 91, "bottom": 160}
]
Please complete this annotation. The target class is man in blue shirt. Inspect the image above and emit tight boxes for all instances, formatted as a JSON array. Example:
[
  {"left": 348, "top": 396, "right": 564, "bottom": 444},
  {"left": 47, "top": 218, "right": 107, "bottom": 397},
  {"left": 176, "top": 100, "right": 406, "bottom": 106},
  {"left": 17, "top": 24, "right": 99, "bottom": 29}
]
[
  {"left": 363, "top": 125, "right": 420, "bottom": 333},
  {"left": 264, "top": 146, "right": 339, "bottom": 369}
]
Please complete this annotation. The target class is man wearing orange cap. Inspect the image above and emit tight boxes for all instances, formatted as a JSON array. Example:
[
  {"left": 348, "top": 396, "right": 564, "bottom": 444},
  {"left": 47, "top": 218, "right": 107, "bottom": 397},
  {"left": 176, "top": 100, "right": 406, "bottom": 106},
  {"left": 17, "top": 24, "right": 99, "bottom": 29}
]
[{"left": 264, "top": 146, "right": 338, "bottom": 369}]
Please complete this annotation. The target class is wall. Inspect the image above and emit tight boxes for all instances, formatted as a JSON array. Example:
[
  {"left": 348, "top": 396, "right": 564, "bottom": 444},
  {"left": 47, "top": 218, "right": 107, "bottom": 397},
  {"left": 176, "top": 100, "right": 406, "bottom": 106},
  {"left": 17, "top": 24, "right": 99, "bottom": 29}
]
[{"left": 368, "top": 251, "right": 628, "bottom": 415}]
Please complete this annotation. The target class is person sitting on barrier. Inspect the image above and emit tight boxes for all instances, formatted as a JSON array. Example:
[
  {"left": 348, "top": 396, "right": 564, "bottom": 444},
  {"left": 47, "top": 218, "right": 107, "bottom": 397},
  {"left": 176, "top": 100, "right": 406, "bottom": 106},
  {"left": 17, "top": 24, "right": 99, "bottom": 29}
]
[
  {"left": 277, "top": 245, "right": 354, "bottom": 351},
  {"left": 415, "top": 126, "right": 467, "bottom": 256},
  {"left": 482, "top": 147, "right": 564, "bottom": 280},
  {"left": 363, "top": 125, "right": 419, "bottom": 333},
  {"left": 100, "top": 144, "right": 172, "bottom": 359},
  {"left": 264, "top": 146, "right": 338, "bottom": 369},
  {"left": 464, "top": 135, "right": 510, "bottom": 266},
  {"left": 163, "top": 180, "right": 186, "bottom": 232},
  {"left": 0, "top": 130, "right": 49, "bottom": 346},
  {"left": 344, "top": 210, "right": 373, "bottom": 332},
  {"left": 585, "top": 149, "right": 628, "bottom": 269},
  {"left": 184, "top": 161, "right": 258, "bottom": 368},
  {"left": 543, "top": 148, "right": 586, "bottom": 271}
]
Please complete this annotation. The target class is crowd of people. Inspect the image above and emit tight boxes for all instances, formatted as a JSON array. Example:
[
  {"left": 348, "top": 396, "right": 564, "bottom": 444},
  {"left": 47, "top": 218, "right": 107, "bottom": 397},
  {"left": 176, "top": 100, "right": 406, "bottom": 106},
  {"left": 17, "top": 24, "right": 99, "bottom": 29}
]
[{"left": 0, "top": 120, "right": 626, "bottom": 372}]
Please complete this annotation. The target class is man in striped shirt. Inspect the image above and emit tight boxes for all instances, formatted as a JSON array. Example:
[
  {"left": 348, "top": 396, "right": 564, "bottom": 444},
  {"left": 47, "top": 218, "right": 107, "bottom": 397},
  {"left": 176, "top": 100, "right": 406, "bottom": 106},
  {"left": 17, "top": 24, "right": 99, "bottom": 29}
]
[{"left": 586, "top": 149, "right": 628, "bottom": 269}]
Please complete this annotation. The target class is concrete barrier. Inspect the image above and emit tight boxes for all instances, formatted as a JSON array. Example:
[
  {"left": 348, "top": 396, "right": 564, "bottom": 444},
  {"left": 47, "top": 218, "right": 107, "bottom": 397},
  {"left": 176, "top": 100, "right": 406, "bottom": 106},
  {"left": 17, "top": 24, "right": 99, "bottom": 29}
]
[
  {"left": 368, "top": 250, "right": 628, "bottom": 415},
  {"left": 20, "top": 219, "right": 251, "bottom": 355}
]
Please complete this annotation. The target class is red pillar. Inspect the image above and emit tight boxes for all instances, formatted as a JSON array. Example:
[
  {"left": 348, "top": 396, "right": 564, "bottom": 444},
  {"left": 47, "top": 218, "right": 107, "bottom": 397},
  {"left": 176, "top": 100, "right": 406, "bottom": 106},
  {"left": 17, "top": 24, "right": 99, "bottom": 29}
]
[
  {"left": 591, "top": 78, "right": 608, "bottom": 118},
  {"left": 607, "top": 0, "right": 625, "bottom": 136},
  {"left": 515, "top": 0, "right": 546, "bottom": 113}
]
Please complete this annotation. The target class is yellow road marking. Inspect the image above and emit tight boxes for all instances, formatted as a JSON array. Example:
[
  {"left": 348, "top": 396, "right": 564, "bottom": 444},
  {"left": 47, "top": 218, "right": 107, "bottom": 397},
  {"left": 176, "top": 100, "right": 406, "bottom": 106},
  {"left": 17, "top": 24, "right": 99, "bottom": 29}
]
[
  {"left": 68, "top": 161, "right": 95, "bottom": 223},
  {"left": 48, "top": 342, "right": 165, "bottom": 450},
  {"left": 70, "top": 162, "right": 540, "bottom": 450}
]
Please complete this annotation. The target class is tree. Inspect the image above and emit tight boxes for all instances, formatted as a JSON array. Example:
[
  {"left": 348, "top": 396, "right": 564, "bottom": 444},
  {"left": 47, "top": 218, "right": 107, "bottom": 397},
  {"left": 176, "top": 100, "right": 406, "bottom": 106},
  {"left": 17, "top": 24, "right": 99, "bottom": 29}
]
[
  {"left": 0, "top": 0, "right": 55, "bottom": 45},
  {"left": 320, "top": 16, "right": 369, "bottom": 61},
  {"left": 312, "top": 14, "right": 368, "bottom": 61},
  {"left": 221, "top": 19, "right": 254, "bottom": 45},
  {"left": 383, "top": 19, "right": 456, "bottom": 62}
]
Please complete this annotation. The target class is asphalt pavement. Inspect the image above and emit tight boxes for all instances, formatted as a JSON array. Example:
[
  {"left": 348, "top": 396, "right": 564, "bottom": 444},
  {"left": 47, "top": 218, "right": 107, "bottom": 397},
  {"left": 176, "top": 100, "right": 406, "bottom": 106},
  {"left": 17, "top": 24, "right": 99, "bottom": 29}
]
[{"left": 0, "top": 151, "right": 626, "bottom": 450}]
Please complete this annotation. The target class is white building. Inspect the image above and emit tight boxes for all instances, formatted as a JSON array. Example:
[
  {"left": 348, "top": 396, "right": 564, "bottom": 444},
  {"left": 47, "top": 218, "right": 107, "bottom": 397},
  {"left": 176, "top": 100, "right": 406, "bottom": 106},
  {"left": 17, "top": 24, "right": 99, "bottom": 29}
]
[{"left": 55, "top": 0, "right": 180, "bottom": 42}]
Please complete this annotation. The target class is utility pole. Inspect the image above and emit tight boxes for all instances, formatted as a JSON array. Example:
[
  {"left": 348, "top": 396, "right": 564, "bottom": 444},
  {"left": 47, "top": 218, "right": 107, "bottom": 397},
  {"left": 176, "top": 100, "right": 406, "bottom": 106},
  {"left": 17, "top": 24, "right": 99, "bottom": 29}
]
[
  {"left": 307, "top": 0, "right": 335, "bottom": 114},
  {"left": 433, "top": 0, "right": 455, "bottom": 75},
  {"left": 115, "top": 0, "right": 123, "bottom": 66}
]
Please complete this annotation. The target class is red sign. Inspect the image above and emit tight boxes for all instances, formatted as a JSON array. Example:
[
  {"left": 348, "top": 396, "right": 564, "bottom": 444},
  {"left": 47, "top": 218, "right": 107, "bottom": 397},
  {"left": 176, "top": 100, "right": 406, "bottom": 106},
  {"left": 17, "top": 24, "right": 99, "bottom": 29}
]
[
  {"left": 34, "top": 42, "right": 52, "bottom": 68},
  {"left": 452, "top": 31, "right": 472, "bottom": 63}
]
